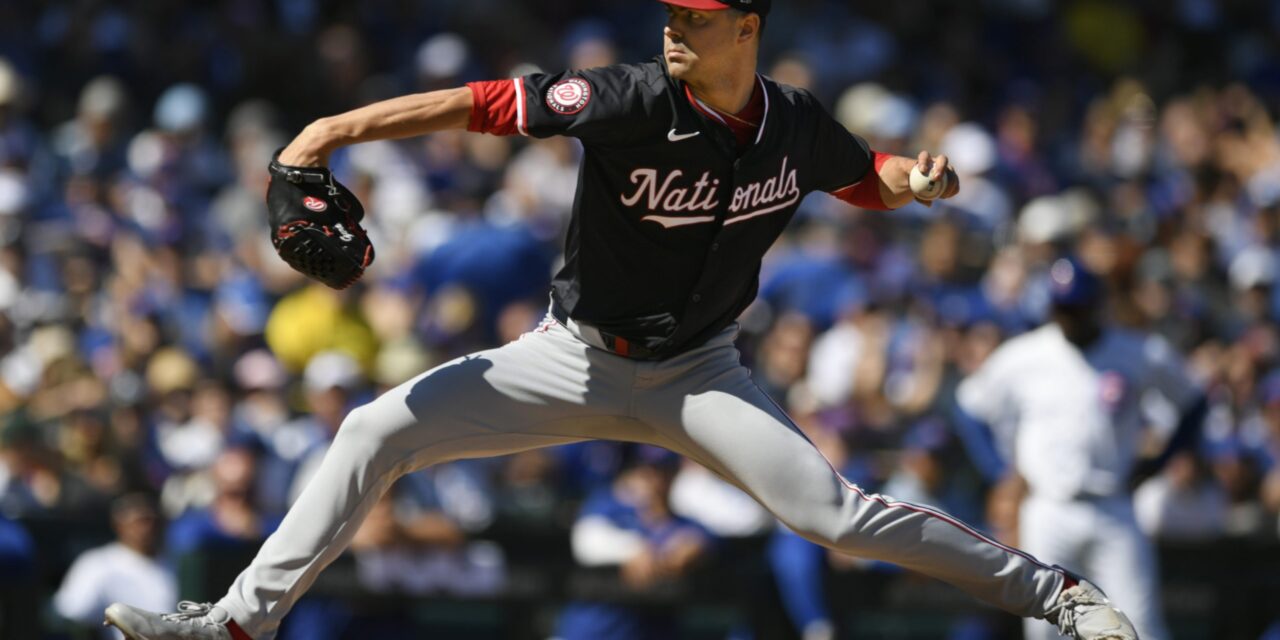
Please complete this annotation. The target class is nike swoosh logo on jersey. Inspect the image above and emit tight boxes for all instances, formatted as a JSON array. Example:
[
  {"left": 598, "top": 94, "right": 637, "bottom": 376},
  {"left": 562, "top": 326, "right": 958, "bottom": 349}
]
[{"left": 667, "top": 129, "right": 701, "bottom": 142}]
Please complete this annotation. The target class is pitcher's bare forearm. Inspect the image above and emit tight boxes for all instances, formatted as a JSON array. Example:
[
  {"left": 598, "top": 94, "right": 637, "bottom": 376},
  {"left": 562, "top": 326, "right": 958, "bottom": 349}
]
[
  {"left": 278, "top": 87, "right": 474, "bottom": 166},
  {"left": 877, "top": 155, "right": 918, "bottom": 209}
]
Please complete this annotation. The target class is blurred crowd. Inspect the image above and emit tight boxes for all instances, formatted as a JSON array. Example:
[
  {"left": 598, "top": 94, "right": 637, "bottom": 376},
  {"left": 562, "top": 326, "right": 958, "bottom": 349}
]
[{"left": 2, "top": 0, "right": 1280, "bottom": 638}]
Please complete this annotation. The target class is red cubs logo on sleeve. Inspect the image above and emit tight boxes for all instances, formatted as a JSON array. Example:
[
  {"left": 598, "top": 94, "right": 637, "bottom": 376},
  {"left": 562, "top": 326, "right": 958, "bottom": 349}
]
[
  {"left": 546, "top": 77, "right": 592, "bottom": 115},
  {"left": 302, "top": 196, "right": 328, "bottom": 212}
]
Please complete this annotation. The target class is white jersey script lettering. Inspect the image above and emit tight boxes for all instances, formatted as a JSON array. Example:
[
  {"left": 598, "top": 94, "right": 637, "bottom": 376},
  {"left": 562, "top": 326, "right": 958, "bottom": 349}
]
[{"left": 622, "top": 157, "right": 801, "bottom": 229}]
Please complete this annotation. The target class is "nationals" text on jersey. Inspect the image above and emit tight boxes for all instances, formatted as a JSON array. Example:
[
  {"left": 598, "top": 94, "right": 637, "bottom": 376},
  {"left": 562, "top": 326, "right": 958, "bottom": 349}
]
[{"left": 622, "top": 156, "right": 800, "bottom": 229}]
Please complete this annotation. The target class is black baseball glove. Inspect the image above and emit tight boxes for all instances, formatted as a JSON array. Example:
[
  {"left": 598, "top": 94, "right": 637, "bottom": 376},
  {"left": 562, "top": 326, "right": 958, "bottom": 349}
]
[{"left": 266, "top": 150, "right": 374, "bottom": 289}]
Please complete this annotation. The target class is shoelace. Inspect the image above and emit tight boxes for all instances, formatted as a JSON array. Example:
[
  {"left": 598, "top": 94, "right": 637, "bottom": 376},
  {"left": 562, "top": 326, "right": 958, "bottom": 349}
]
[
  {"left": 1044, "top": 586, "right": 1106, "bottom": 634},
  {"left": 159, "top": 601, "right": 223, "bottom": 628}
]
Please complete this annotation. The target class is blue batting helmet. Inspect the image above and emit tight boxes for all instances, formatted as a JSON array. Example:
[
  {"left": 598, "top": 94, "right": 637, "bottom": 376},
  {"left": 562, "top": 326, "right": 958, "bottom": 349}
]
[{"left": 1048, "top": 256, "right": 1103, "bottom": 307}]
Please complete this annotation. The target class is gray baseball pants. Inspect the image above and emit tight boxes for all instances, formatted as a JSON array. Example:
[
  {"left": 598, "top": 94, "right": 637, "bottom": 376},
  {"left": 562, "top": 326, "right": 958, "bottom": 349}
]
[{"left": 217, "top": 315, "right": 1066, "bottom": 639}]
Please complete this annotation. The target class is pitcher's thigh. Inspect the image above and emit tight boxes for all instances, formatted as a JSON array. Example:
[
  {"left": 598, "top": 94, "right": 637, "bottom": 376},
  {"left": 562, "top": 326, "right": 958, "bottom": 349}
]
[
  {"left": 643, "top": 376, "right": 849, "bottom": 541},
  {"left": 342, "top": 330, "right": 638, "bottom": 470}
]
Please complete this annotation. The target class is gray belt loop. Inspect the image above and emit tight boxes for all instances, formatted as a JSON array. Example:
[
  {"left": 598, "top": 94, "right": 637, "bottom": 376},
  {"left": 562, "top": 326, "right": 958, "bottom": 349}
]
[
  {"left": 547, "top": 298, "right": 610, "bottom": 352},
  {"left": 570, "top": 319, "right": 609, "bottom": 352}
]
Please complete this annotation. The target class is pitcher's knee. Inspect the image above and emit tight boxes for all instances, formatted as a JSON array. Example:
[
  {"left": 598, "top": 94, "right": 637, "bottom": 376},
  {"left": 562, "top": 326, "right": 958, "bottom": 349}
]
[
  {"left": 332, "top": 404, "right": 390, "bottom": 456},
  {"left": 787, "top": 523, "right": 845, "bottom": 550},
  {"left": 772, "top": 507, "right": 846, "bottom": 550},
  {"left": 331, "top": 402, "right": 433, "bottom": 476},
  {"left": 771, "top": 491, "right": 874, "bottom": 555}
]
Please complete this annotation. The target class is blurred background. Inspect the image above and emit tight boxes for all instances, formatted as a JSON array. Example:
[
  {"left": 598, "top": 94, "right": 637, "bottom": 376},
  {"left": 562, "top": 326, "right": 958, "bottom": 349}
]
[{"left": 0, "top": 0, "right": 1279, "bottom": 639}]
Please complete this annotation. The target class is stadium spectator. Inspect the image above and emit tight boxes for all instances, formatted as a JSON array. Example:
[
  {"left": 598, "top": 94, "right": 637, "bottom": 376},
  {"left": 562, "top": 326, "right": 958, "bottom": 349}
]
[
  {"left": 554, "top": 446, "right": 714, "bottom": 640},
  {"left": 0, "top": 511, "right": 33, "bottom": 586},
  {"left": 167, "top": 446, "right": 281, "bottom": 557},
  {"left": 53, "top": 493, "right": 176, "bottom": 639}
]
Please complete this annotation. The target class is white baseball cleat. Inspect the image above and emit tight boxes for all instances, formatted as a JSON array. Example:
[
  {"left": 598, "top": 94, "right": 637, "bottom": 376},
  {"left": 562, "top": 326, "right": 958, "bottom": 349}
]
[
  {"left": 1045, "top": 578, "right": 1139, "bottom": 640},
  {"left": 104, "top": 601, "right": 234, "bottom": 640}
]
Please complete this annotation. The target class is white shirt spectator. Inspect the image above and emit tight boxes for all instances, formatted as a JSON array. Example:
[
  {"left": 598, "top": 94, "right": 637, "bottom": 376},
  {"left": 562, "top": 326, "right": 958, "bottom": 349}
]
[
  {"left": 803, "top": 321, "right": 865, "bottom": 410},
  {"left": 1134, "top": 473, "right": 1226, "bottom": 541},
  {"left": 54, "top": 542, "right": 176, "bottom": 639},
  {"left": 670, "top": 463, "right": 773, "bottom": 537}
]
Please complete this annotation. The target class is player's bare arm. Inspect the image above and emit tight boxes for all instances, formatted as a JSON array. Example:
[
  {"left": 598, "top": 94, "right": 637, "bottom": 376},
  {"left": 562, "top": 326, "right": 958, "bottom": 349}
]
[
  {"left": 278, "top": 86, "right": 474, "bottom": 166},
  {"left": 263, "top": 88, "right": 475, "bottom": 290}
]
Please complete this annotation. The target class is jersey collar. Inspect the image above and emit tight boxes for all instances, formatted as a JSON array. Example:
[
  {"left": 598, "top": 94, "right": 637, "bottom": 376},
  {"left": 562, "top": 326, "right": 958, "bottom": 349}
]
[
  {"left": 750, "top": 74, "right": 771, "bottom": 145},
  {"left": 659, "top": 57, "right": 775, "bottom": 154}
]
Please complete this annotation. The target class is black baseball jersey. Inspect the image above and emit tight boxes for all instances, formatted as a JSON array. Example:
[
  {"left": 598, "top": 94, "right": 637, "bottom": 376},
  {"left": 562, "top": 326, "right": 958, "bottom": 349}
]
[{"left": 512, "top": 58, "right": 874, "bottom": 358}]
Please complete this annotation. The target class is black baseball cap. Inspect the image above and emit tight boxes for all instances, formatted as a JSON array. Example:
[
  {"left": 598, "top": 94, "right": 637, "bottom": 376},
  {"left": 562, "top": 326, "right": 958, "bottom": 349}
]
[{"left": 660, "top": 0, "right": 771, "bottom": 17}]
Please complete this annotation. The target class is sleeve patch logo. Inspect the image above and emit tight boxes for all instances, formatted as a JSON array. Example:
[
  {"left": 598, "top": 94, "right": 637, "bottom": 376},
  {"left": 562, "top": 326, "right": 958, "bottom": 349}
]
[
  {"left": 302, "top": 196, "right": 328, "bottom": 212},
  {"left": 546, "top": 77, "right": 592, "bottom": 115}
]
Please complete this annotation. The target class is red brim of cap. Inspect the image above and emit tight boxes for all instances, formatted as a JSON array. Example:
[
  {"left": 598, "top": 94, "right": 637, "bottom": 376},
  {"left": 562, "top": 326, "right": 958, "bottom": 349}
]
[{"left": 659, "top": 0, "right": 731, "bottom": 10}]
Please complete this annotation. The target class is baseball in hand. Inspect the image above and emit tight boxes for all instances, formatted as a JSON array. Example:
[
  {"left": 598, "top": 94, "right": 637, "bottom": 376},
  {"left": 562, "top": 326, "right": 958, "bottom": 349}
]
[{"left": 910, "top": 165, "right": 949, "bottom": 201}]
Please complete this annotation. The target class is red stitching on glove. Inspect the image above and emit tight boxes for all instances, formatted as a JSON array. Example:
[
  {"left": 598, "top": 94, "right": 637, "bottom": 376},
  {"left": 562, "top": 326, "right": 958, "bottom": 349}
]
[{"left": 276, "top": 221, "right": 310, "bottom": 240}]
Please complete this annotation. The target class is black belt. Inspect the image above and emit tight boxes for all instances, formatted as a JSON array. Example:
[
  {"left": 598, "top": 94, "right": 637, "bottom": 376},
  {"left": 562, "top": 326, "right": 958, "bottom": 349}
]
[{"left": 550, "top": 301, "right": 658, "bottom": 360}]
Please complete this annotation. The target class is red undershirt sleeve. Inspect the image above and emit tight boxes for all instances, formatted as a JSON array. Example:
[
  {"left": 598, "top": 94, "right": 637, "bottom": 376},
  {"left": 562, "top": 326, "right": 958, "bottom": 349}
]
[
  {"left": 465, "top": 79, "right": 521, "bottom": 136},
  {"left": 830, "top": 151, "right": 894, "bottom": 210}
]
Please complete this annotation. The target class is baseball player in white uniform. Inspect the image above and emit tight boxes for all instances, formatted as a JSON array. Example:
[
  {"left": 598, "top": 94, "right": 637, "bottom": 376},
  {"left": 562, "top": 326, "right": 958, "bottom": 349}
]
[
  {"left": 104, "top": 2, "right": 1139, "bottom": 638},
  {"left": 957, "top": 257, "right": 1207, "bottom": 640}
]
